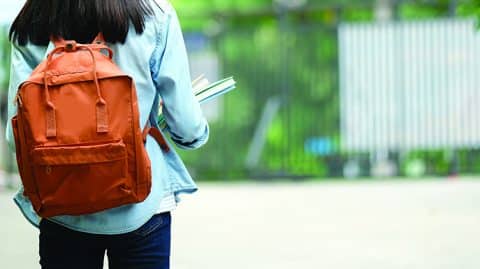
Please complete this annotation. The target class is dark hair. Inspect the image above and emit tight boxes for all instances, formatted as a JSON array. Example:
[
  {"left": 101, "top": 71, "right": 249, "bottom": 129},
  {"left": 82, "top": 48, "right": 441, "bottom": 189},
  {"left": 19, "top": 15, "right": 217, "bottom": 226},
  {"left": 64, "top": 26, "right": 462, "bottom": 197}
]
[{"left": 10, "top": 0, "right": 154, "bottom": 46}]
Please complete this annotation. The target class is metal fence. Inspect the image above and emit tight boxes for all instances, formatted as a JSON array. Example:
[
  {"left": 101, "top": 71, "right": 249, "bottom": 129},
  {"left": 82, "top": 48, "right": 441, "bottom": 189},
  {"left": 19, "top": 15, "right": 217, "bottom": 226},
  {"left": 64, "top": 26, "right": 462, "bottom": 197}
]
[{"left": 180, "top": 23, "right": 342, "bottom": 180}]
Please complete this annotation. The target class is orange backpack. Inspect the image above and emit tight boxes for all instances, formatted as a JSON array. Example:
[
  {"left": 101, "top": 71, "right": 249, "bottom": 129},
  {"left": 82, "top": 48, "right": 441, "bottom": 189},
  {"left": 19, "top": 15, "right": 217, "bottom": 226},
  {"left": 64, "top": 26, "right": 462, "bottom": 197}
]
[{"left": 11, "top": 34, "right": 169, "bottom": 218}]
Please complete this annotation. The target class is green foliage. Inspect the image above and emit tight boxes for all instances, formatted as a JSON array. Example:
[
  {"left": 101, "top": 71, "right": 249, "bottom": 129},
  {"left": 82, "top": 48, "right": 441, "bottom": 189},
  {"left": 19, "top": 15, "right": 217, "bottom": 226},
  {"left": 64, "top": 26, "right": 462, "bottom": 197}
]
[
  {"left": 458, "top": 0, "right": 480, "bottom": 25},
  {"left": 170, "top": 0, "right": 380, "bottom": 31},
  {"left": 0, "top": 27, "right": 10, "bottom": 92},
  {"left": 458, "top": 0, "right": 480, "bottom": 14},
  {"left": 401, "top": 3, "right": 448, "bottom": 19}
]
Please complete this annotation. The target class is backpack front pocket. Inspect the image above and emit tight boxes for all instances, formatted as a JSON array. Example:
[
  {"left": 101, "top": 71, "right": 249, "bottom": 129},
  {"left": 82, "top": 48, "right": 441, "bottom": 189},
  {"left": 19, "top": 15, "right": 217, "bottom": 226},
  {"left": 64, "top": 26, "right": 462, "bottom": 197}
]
[{"left": 31, "top": 140, "right": 133, "bottom": 216}]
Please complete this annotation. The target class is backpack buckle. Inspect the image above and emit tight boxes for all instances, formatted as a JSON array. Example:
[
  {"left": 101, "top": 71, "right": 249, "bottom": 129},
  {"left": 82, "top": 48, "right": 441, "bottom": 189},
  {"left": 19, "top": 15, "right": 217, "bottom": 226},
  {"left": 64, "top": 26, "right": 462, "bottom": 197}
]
[{"left": 65, "top": 41, "right": 77, "bottom": 52}]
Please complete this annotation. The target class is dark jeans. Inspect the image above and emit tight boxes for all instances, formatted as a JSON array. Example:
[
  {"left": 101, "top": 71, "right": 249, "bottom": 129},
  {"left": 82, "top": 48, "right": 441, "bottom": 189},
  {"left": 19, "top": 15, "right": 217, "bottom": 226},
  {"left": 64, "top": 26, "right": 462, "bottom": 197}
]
[{"left": 39, "top": 212, "right": 171, "bottom": 269}]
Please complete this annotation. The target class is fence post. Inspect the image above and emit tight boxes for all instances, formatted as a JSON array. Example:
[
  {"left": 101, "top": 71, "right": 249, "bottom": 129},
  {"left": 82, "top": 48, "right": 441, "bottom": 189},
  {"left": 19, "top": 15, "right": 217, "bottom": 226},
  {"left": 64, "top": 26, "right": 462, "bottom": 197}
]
[{"left": 275, "top": 5, "right": 291, "bottom": 177}]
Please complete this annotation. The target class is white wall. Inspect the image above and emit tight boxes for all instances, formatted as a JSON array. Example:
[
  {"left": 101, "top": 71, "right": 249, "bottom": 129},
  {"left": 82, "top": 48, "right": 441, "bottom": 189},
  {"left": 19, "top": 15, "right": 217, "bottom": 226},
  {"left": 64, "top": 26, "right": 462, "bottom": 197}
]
[{"left": 340, "top": 19, "right": 480, "bottom": 151}]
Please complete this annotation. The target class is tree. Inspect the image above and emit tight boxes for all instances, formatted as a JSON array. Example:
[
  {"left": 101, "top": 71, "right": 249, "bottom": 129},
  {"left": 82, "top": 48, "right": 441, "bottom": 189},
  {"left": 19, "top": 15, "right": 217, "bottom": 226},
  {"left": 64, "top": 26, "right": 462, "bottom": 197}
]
[{"left": 458, "top": 0, "right": 480, "bottom": 22}]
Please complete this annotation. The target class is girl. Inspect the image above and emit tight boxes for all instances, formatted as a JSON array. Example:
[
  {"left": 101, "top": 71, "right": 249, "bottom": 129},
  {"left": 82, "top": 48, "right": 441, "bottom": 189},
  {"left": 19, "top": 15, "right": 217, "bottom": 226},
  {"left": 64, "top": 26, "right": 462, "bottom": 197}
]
[{"left": 6, "top": 0, "right": 209, "bottom": 268}]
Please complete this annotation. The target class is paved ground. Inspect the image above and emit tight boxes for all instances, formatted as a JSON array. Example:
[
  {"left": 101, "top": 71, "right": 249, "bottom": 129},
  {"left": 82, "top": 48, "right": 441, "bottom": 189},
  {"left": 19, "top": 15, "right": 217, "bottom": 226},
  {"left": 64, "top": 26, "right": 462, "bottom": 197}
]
[{"left": 1, "top": 179, "right": 479, "bottom": 269}]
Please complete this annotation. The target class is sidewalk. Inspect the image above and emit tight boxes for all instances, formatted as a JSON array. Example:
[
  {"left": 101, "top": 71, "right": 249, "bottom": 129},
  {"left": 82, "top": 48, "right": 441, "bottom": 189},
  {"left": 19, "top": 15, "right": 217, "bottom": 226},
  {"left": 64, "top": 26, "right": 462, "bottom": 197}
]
[{"left": 1, "top": 179, "right": 480, "bottom": 269}]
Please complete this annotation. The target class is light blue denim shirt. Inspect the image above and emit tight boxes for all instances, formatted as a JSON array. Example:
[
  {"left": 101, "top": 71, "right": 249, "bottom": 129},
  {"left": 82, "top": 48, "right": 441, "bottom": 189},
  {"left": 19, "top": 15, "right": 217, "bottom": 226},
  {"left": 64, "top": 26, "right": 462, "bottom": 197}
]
[{"left": 5, "top": 0, "right": 209, "bottom": 235}]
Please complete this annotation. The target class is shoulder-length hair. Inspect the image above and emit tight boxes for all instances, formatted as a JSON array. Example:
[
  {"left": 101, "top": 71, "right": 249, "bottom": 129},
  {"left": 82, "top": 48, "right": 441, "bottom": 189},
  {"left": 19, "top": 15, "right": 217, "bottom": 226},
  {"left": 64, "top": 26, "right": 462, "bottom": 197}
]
[{"left": 10, "top": 0, "right": 154, "bottom": 46}]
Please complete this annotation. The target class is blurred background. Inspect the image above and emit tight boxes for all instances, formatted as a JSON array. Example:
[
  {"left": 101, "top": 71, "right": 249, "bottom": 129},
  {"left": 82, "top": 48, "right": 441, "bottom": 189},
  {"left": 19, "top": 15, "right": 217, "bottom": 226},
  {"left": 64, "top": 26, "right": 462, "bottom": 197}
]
[
  {"left": 1, "top": 0, "right": 480, "bottom": 268},
  {"left": 1, "top": 0, "right": 480, "bottom": 181}
]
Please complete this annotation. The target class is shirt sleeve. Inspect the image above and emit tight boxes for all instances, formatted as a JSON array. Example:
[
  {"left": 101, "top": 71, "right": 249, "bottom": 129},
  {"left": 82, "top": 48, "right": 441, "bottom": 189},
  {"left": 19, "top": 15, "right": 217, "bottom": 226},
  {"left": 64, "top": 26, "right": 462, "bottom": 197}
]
[
  {"left": 150, "top": 7, "right": 209, "bottom": 150},
  {"left": 5, "top": 43, "right": 40, "bottom": 152}
]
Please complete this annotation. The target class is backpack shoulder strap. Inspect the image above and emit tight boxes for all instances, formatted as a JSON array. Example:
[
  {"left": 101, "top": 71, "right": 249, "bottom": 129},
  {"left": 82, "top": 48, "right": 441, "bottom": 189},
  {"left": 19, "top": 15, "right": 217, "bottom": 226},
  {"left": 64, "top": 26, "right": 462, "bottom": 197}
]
[
  {"left": 143, "top": 92, "right": 169, "bottom": 152},
  {"left": 142, "top": 124, "right": 170, "bottom": 152}
]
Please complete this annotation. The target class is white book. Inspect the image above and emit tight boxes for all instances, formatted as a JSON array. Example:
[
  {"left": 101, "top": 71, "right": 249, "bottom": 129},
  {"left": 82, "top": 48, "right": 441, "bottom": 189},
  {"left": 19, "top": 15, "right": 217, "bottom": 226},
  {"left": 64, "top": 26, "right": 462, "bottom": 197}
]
[
  {"left": 192, "top": 74, "right": 210, "bottom": 95},
  {"left": 195, "top": 77, "right": 236, "bottom": 103},
  {"left": 158, "top": 75, "right": 236, "bottom": 128}
]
